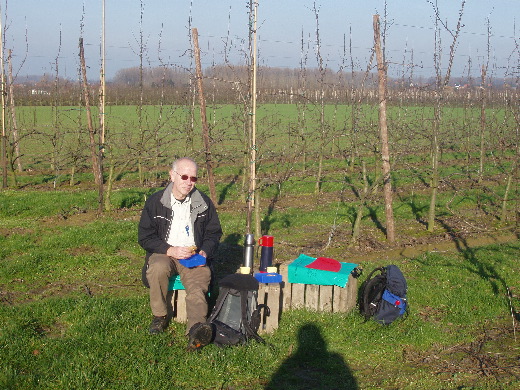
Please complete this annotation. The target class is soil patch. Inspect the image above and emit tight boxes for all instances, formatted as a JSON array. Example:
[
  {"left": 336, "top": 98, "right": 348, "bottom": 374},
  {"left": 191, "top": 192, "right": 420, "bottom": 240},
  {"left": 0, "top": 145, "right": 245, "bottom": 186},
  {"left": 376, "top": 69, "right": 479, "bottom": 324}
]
[
  {"left": 343, "top": 232, "right": 519, "bottom": 265},
  {"left": 403, "top": 319, "right": 520, "bottom": 386}
]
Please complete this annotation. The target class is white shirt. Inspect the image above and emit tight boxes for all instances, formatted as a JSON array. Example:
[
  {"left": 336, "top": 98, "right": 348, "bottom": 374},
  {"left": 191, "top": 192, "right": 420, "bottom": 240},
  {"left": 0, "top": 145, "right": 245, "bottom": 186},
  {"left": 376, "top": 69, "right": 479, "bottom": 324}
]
[{"left": 166, "top": 194, "right": 196, "bottom": 247}]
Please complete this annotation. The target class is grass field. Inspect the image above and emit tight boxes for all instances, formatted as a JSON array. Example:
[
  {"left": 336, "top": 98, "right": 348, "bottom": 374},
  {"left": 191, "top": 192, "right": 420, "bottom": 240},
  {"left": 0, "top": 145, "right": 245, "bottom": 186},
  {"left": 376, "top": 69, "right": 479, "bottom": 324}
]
[
  {"left": 1, "top": 101, "right": 519, "bottom": 388},
  {"left": 1, "top": 175, "right": 519, "bottom": 389}
]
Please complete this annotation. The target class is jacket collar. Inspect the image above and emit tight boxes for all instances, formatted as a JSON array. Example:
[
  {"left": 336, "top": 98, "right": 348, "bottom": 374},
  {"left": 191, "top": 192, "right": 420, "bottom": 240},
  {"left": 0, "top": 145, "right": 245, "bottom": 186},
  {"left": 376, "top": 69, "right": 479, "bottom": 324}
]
[{"left": 160, "top": 182, "right": 206, "bottom": 211}]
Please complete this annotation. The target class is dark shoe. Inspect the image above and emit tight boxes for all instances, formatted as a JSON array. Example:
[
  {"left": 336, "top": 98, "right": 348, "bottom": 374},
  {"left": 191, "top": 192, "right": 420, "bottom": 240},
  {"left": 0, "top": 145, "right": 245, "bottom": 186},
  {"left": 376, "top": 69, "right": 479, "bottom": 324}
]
[
  {"left": 149, "top": 315, "right": 168, "bottom": 335},
  {"left": 186, "top": 322, "right": 213, "bottom": 351}
]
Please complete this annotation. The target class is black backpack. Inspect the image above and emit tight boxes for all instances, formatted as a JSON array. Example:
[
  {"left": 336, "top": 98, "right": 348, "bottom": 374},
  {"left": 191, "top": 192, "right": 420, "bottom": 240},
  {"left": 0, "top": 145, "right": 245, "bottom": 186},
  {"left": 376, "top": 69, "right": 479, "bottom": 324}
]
[
  {"left": 358, "top": 265, "right": 408, "bottom": 325},
  {"left": 207, "top": 273, "right": 269, "bottom": 347}
]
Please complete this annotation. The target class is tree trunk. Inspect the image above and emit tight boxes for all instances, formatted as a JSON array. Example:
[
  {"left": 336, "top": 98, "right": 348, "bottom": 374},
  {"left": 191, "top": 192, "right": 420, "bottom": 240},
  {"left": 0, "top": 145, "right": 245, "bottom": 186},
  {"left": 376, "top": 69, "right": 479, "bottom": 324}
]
[
  {"left": 79, "top": 37, "right": 103, "bottom": 212},
  {"left": 104, "top": 163, "right": 114, "bottom": 212},
  {"left": 192, "top": 28, "right": 217, "bottom": 205},
  {"left": 7, "top": 50, "right": 22, "bottom": 173},
  {"left": 315, "top": 88, "right": 325, "bottom": 194},
  {"left": 478, "top": 64, "right": 487, "bottom": 183},
  {"left": 373, "top": 14, "right": 395, "bottom": 242},
  {"left": 246, "top": 0, "right": 258, "bottom": 235},
  {"left": 352, "top": 161, "right": 369, "bottom": 243},
  {"left": 69, "top": 166, "right": 75, "bottom": 187},
  {"left": 426, "top": 0, "right": 465, "bottom": 233},
  {"left": 313, "top": 4, "right": 325, "bottom": 195},
  {"left": 500, "top": 163, "right": 514, "bottom": 222},
  {"left": 0, "top": 11, "right": 7, "bottom": 188},
  {"left": 428, "top": 105, "right": 441, "bottom": 232},
  {"left": 298, "top": 29, "right": 308, "bottom": 172}
]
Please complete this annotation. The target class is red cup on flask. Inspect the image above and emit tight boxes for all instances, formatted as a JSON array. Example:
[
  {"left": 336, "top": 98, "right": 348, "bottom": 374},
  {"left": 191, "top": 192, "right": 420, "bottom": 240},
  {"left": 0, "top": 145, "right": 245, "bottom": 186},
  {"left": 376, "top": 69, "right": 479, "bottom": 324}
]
[{"left": 258, "top": 235, "right": 274, "bottom": 272}]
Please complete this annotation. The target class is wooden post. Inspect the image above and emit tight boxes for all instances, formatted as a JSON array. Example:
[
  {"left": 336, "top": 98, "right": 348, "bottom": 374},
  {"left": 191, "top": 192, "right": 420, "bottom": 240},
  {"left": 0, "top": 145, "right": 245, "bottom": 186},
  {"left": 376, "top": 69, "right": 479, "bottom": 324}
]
[
  {"left": 336, "top": 282, "right": 351, "bottom": 312},
  {"left": 319, "top": 285, "right": 333, "bottom": 312},
  {"left": 258, "top": 283, "right": 281, "bottom": 334},
  {"left": 175, "top": 290, "right": 187, "bottom": 322},
  {"left": 305, "top": 285, "right": 318, "bottom": 310},
  {"left": 291, "top": 283, "right": 305, "bottom": 309},
  {"left": 373, "top": 14, "right": 395, "bottom": 242},
  {"left": 246, "top": 0, "right": 259, "bottom": 235},
  {"left": 79, "top": 38, "right": 103, "bottom": 212},
  {"left": 279, "top": 264, "right": 292, "bottom": 309},
  {"left": 167, "top": 289, "right": 188, "bottom": 323},
  {"left": 7, "top": 50, "right": 21, "bottom": 173},
  {"left": 100, "top": 0, "right": 106, "bottom": 155},
  {"left": 478, "top": 64, "right": 487, "bottom": 183},
  {"left": 192, "top": 27, "right": 217, "bottom": 205},
  {"left": 0, "top": 3, "right": 7, "bottom": 188},
  {"left": 333, "top": 285, "right": 342, "bottom": 313}
]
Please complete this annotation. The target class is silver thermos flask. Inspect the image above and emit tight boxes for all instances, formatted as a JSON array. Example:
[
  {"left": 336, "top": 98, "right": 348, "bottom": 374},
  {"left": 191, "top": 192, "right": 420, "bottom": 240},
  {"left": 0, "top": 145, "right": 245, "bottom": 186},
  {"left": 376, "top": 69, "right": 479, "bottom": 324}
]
[{"left": 243, "top": 234, "right": 255, "bottom": 268}]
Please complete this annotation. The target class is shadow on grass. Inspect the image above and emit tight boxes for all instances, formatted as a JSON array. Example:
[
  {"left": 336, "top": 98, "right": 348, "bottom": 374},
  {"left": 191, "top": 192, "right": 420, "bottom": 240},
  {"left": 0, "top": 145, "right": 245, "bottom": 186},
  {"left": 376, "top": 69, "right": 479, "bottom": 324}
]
[
  {"left": 367, "top": 206, "right": 386, "bottom": 237},
  {"left": 453, "top": 237, "right": 507, "bottom": 296},
  {"left": 213, "top": 233, "right": 244, "bottom": 279},
  {"left": 433, "top": 219, "right": 512, "bottom": 297},
  {"left": 261, "top": 183, "right": 287, "bottom": 235},
  {"left": 400, "top": 193, "right": 428, "bottom": 227},
  {"left": 265, "top": 323, "right": 358, "bottom": 390},
  {"left": 218, "top": 174, "right": 239, "bottom": 205}
]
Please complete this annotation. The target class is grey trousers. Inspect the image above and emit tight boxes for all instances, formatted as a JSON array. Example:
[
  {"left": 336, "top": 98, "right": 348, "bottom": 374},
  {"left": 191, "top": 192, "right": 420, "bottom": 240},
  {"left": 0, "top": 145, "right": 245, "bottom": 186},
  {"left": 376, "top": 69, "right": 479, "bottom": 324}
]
[{"left": 146, "top": 253, "right": 211, "bottom": 333}]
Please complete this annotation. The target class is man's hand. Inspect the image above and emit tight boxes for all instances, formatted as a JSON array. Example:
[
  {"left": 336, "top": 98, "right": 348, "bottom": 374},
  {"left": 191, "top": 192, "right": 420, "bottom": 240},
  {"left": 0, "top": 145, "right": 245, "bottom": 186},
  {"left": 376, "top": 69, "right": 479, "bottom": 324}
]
[{"left": 167, "top": 246, "right": 196, "bottom": 259}]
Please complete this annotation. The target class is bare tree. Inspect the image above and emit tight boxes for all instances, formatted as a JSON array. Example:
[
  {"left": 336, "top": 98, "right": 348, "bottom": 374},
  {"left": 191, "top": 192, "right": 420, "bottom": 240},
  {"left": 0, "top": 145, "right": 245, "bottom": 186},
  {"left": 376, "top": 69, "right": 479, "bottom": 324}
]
[
  {"left": 136, "top": 0, "right": 146, "bottom": 184},
  {"left": 373, "top": 14, "right": 395, "bottom": 242},
  {"left": 192, "top": 27, "right": 217, "bottom": 205},
  {"left": 186, "top": 2, "right": 196, "bottom": 153},
  {"left": 502, "top": 95, "right": 519, "bottom": 225},
  {"left": 347, "top": 26, "right": 360, "bottom": 173},
  {"left": 245, "top": 0, "right": 259, "bottom": 235},
  {"left": 478, "top": 18, "right": 491, "bottom": 184},
  {"left": 7, "top": 49, "right": 21, "bottom": 173},
  {"left": 79, "top": 37, "right": 103, "bottom": 211},
  {"left": 427, "top": 0, "right": 466, "bottom": 232},
  {"left": 99, "top": 0, "right": 106, "bottom": 170},
  {"left": 313, "top": 2, "right": 327, "bottom": 195},
  {"left": 348, "top": 65, "right": 377, "bottom": 243},
  {"left": 297, "top": 28, "right": 310, "bottom": 172},
  {"left": 0, "top": 1, "right": 6, "bottom": 188},
  {"left": 351, "top": 161, "right": 369, "bottom": 242},
  {"left": 50, "top": 29, "right": 63, "bottom": 187}
]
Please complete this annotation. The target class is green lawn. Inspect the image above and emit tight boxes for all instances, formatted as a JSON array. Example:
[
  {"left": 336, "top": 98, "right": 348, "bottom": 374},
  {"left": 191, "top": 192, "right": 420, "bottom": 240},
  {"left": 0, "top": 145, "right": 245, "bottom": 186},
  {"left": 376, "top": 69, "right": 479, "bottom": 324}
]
[
  {"left": 0, "top": 186, "right": 519, "bottom": 389},
  {"left": 1, "top": 100, "right": 518, "bottom": 388}
]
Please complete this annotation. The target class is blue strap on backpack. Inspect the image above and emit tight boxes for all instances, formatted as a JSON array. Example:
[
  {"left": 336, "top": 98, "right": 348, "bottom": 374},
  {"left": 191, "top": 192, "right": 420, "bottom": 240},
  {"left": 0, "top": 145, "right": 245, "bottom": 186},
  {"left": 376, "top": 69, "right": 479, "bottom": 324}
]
[{"left": 382, "top": 290, "right": 406, "bottom": 315}]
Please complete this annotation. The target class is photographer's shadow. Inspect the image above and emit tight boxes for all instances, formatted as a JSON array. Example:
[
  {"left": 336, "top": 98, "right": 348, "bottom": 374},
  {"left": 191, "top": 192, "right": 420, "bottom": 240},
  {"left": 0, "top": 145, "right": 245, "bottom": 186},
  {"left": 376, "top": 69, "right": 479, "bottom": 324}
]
[{"left": 266, "top": 323, "right": 358, "bottom": 390}]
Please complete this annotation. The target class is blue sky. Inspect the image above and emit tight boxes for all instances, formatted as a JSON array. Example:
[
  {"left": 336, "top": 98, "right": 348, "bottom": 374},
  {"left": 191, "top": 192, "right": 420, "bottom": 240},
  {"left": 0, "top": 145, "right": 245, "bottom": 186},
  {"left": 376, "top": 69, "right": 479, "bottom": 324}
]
[{"left": 6, "top": 0, "right": 519, "bottom": 81}]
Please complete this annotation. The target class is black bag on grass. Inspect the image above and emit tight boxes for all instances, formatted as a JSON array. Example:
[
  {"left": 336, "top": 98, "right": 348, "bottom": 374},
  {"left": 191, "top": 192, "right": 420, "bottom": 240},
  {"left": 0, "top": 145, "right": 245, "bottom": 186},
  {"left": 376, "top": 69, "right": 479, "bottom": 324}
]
[
  {"left": 358, "top": 265, "right": 408, "bottom": 325},
  {"left": 207, "top": 273, "right": 269, "bottom": 347}
]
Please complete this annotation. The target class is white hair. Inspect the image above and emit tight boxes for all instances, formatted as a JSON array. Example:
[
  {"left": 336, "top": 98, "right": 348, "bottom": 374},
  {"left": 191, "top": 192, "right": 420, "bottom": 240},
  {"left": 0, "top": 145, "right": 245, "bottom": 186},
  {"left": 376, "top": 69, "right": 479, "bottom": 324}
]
[{"left": 171, "top": 157, "right": 197, "bottom": 171}]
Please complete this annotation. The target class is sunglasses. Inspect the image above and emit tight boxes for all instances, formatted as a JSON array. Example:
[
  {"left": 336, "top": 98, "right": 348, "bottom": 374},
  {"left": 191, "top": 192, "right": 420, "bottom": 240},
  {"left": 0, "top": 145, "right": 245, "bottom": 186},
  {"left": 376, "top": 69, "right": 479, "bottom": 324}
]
[{"left": 173, "top": 170, "right": 198, "bottom": 182}]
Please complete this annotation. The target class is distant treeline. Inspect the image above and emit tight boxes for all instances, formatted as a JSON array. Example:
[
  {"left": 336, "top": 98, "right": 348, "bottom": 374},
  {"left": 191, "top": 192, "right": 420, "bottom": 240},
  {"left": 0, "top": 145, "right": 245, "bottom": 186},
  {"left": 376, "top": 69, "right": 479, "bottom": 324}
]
[{"left": 13, "top": 64, "right": 519, "bottom": 106}]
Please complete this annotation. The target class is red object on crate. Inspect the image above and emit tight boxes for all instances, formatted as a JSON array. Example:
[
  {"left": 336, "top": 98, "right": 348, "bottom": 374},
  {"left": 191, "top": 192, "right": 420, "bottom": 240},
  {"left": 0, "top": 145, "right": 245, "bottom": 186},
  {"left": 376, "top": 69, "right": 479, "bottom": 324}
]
[{"left": 305, "top": 257, "right": 341, "bottom": 272}]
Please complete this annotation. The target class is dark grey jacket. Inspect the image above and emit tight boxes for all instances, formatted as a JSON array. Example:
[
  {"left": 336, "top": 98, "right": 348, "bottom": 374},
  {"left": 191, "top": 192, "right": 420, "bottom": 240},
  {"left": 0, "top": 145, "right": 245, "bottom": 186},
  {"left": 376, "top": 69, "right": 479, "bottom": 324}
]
[{"left": 138, "top": 183, "right": 223, "bottom": 286}]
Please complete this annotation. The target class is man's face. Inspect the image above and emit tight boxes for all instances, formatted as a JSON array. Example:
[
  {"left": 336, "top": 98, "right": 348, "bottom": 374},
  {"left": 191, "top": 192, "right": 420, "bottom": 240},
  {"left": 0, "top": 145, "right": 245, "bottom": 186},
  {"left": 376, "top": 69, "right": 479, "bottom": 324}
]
[{"left": 170, "top": 160, "right": 198, "bottom": 200}]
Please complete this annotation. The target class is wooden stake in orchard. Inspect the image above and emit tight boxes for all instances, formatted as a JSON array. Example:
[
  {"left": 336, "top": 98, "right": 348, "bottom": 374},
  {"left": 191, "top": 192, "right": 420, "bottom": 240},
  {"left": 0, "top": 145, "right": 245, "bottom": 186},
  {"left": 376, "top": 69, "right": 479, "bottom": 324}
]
[
  {"left": 0, "top": 2, "right": 7, "bottom": 188},
  {"left": 246, "top": 0, "right": 259, "bottom": 235},
  {"left": 192, "top": 27, "right": 217, "bottom": 206},
  {"left": 8, "top": 50, "right": 22, "bottom": 173},
  {"left": 79, "top": 37, "right": 104, "bottom": 212},
  {"left": 373, "top": 14, "right": 395, "bottom": 243}
]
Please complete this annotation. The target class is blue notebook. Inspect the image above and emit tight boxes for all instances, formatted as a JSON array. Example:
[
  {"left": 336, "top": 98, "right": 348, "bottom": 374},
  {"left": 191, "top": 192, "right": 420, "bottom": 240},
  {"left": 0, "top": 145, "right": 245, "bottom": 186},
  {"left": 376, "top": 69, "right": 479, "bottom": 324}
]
[{"left": 179, "top": 253, "right": 206, "bottom": 268}]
